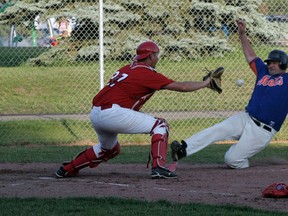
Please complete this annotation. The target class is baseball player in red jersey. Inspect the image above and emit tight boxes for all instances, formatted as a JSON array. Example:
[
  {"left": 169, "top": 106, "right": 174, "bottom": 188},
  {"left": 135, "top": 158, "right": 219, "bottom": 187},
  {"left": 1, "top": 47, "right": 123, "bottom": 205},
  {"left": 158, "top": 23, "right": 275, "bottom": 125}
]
[
  {"left": 171, "top": 19, "right": 288, "bottom": 169},
  {"left": 55, "top": 41, "right": 212, "bottom": 179}
]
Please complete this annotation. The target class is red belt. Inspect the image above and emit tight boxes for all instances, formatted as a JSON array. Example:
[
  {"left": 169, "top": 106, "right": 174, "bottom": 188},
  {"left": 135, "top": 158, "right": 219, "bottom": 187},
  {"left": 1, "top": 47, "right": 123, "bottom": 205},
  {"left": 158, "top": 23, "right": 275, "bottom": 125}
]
[{"left": 99, "top": 104, "right": 113, "bottom": 110}]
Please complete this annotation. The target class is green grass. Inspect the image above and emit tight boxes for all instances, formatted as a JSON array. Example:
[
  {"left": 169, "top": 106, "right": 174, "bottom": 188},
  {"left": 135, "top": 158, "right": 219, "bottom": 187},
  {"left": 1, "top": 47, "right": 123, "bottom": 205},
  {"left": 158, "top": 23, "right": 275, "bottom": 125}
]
[
  {"left": 2, "top": 117, "right": 288, "bottom": 146},
  {"left": 1, "top": 141, "right": 287, "bottom": 165},
  {"left": 0, "top": 197, "right": 286, "bottom": 216},
  {"left": 0, "top": 45, "right": 277, "bottom": 114},
  {"left": 0, "top": 118, "right": 225, "bottom": 146},
  {"left": 0, "top": 119, "right": 95, "bottom": 145}
]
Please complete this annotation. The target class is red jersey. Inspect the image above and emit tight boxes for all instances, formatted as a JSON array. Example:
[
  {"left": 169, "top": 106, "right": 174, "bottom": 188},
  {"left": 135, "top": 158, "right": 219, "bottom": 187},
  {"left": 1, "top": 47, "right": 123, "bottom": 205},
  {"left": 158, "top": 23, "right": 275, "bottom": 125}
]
[{"left": 92, "top": 62, "right": 174, "bottom": 111}]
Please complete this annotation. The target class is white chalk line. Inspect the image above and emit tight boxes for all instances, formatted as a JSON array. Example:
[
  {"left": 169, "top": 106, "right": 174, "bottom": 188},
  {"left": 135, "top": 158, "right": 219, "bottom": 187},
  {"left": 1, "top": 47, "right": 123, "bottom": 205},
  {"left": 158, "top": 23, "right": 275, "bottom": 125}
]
[
  {"left": 78, "top": 180, "right": 238, "bottom": 197},
  {"left": 5, "top": 177, "right": 248, "bottom": 197}
]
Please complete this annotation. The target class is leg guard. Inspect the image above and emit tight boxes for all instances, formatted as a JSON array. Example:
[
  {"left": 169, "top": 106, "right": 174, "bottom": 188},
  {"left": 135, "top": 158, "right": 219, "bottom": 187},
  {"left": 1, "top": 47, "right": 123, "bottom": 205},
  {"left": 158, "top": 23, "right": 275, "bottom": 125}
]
[
  {"left": 98, "top": 142, "right": 121, "bottom": 162},
  {"left": 151, "top": 133, "right": 168, "bottom": 169},
  {"left": 63, "top": 147, "right": 99, "bottom": 176},
  {"left": 63, "top": 143, "right": 121, "bottom": 176}
]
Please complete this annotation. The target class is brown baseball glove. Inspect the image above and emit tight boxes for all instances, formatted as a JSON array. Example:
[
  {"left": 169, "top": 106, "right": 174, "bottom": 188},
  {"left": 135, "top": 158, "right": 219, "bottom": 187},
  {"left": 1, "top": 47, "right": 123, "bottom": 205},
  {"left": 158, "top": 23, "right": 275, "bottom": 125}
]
[{"left": 203, "top": 66, "right": 225, "bottom": 94}]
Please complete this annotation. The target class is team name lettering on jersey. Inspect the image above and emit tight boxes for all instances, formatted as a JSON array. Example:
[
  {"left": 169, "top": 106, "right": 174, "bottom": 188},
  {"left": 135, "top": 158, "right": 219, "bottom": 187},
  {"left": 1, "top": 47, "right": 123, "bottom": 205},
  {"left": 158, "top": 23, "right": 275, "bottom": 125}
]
[{"left": 257, "top": 75, "right": 283, "bottom": 87}]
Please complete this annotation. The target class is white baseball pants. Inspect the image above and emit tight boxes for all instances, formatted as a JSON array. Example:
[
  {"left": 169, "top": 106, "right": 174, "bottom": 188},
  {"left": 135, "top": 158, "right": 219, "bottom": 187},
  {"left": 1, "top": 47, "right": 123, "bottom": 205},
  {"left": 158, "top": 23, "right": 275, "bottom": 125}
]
[
  {"left": 90, "top": 104, "right": 166, "bottom": 158},
  {"left": 183, "top": 111, "right": 277, "bottom": 169}
]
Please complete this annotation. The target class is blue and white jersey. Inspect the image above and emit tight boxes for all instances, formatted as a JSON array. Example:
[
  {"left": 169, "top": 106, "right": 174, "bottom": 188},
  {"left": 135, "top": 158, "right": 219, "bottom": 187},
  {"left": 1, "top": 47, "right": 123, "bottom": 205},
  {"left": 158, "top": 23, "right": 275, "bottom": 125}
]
[{"left": 245, "top": 57, "right": 288, "bottom": 131}]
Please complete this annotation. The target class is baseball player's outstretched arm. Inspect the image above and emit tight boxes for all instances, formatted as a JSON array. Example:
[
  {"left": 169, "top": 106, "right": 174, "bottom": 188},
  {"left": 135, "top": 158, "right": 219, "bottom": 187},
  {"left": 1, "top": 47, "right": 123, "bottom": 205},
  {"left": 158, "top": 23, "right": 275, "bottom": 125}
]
[
  {"left": 163, "top": 79, "right": 210, "bottom": 92},
  {"left": 237, "top": 19, "right": 257, "bottom": 64}
]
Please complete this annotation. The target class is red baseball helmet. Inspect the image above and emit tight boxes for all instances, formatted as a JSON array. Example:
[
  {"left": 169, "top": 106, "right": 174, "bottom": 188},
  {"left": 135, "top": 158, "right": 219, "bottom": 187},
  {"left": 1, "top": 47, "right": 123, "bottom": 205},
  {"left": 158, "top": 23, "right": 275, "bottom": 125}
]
[{"left": 134, "top": 41, "right": 160, "bottom": 60}]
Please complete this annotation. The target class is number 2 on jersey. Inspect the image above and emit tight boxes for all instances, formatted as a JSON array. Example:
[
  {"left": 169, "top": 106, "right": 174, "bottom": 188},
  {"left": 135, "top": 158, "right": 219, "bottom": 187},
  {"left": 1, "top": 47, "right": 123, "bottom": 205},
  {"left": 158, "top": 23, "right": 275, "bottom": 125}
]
[{"left": 107, "top": 71, "right": 128, "bottom": 87}]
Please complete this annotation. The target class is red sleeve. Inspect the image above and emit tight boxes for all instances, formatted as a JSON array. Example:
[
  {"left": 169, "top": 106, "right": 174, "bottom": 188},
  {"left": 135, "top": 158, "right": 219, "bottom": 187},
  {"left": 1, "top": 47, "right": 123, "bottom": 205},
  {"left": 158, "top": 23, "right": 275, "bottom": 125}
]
[{"left": 134, "top": 69, "right": 174, "bottom": 90}]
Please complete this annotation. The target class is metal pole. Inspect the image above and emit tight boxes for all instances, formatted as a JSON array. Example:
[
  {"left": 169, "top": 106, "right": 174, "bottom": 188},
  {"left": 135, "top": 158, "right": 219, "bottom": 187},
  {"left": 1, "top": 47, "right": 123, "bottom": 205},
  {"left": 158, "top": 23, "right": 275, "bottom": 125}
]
[
  {"left": 9, "top": 24, "right": 15, "bottom": 47},
  {"left": 99, "top": 0, "right": 104, "bottom": 89},
  {"left": 47, "top": 18, "right": 54, "bottom": 38}
]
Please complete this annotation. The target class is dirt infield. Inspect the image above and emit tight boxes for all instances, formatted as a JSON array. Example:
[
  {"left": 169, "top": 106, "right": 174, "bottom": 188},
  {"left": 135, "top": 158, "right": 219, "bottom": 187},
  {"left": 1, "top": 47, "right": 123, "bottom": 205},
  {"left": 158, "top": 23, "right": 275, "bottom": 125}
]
[{"left": 0, "top": 162, "right": 288, "bottom": 212}]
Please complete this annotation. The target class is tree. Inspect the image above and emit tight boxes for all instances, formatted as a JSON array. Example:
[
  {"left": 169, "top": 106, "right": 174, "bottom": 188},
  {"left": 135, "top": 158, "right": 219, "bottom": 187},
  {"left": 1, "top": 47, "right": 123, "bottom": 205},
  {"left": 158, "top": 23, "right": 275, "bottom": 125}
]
[{"left": 0, "top": 0, "right": 285, "bottom": 65}]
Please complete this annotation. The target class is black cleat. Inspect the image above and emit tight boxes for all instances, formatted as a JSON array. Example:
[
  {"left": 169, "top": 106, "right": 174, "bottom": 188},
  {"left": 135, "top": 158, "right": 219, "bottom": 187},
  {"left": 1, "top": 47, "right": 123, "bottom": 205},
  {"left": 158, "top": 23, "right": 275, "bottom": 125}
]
[
  {"left": 151, "top": 167, "right": 177, "bottom": 179},
  {"left": 55, "top": 166, "right": 71, "bottom": 178}
]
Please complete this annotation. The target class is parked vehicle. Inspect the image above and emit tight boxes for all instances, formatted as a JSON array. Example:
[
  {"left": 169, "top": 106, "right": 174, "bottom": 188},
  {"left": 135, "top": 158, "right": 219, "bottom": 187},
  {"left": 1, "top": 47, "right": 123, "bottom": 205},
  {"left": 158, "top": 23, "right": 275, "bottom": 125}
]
[{"left": 265, "top": 14, "right": 288, "bottom": 22}]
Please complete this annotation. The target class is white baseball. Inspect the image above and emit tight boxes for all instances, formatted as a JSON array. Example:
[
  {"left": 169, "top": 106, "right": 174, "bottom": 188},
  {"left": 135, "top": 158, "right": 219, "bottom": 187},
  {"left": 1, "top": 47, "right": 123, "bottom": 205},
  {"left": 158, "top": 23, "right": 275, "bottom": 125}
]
[{"left": 236, "top": 79, "right": 244, "bottom": 87}]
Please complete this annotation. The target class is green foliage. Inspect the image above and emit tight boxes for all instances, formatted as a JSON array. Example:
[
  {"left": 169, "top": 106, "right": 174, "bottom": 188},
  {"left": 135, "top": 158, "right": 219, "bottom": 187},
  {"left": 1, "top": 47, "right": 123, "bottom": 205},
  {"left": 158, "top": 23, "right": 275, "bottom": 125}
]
[
  {"left": 263, "top": 0, "right": 287, "bottom": 14},
  {"left": 0, "top": 47, "right": 49, "bottom": 67},
  {"left": 1, "top": 0, "right": 285, "bottom": 65}
]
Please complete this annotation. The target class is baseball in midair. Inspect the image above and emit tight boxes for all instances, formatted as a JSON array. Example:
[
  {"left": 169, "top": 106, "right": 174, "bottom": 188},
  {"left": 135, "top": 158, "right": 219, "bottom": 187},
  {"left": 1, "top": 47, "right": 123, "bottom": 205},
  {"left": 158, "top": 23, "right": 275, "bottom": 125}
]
[{"left": 236, "top": 79, "right": 244, "bottom": 87}]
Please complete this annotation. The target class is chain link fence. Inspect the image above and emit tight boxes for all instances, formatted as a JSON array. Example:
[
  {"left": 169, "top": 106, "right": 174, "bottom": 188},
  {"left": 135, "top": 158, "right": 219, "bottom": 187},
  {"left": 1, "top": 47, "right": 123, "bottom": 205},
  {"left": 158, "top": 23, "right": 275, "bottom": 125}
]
[{"left": 0, "top": 0, "right": 288, "bottom": 145}]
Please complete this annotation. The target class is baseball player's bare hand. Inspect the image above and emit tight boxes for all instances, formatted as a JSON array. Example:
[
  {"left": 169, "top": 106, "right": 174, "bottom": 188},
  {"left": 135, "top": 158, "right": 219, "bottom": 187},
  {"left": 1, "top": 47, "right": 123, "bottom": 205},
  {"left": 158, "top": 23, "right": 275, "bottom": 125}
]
[{"left": 237, "top": 19, "right": 246, "bottom": 35}]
